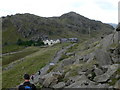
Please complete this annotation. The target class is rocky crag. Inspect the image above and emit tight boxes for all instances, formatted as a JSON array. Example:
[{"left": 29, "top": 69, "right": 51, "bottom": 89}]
[{"left": 31, "top": 24, "right": 120, "bottom": 89}]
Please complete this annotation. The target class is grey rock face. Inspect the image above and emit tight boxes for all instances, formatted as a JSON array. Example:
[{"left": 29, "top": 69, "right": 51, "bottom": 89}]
[
  {"left": 95, "top": 49, "right": 112, "bottom": 66},
  {"left": 94, "top": 64, "right": 119, "bottom": 83},
  {"left": 113, "top": 32, "right": 119, "bottom": 44},
  {"left": 100, "top": 31, "right": 119, "bottom": 50},
  {"left": 101, "top": 34, "right": 114, "bottom": 49},
  {"left": 40, "top": 72, "right": 62, "bottom": 87}
]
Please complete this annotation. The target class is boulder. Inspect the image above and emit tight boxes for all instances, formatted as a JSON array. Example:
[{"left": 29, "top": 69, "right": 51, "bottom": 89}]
[
  {"left": 94, "top": 64, "right": 119, "bottom": 83},
  {"left": 112, "top": 57, "right": 120, "bottom": 63},
  {"left": 65, "top": 75, "right": 95, "bottom": 88},
  {"left": 100, "top": 31, "right": 119, "bottom": 50},
  {"left": 100, "top": 34, "right": 114, "bottom": 49},
  {"left": 66, "top": 52, "right": 75, "bottom": 56},
  {"left": 52, "top": 82, "right": 65, "bottom": 88},
  {"left": 73, "top": 55, "right": 83, "bottom": 64},
  {"left": 83, "top": 54, "right": 90, "bottom": 62},
  {"left": 95, "top": 49, "right": 112, "bottom": 66},
  {"left": 78, "top": 71, "right": 86, "bottom": 75},
  {"left": 61, "top": 58, "right": 75, "bottom": 67},
  {"left": 64, "top": 72, "right": 70, "bottom": 78},
  {"left": 43, "top": 76, "right": 58, "bottom": 87},
  {"left": 87, "top": 52, "right": 95, "bottom": 63},
  {"left": 73, "top": 59, "right": 80, "bottom": 65},
  {"left": 94, "top": 67, "right": 103, "bottom": 76},
  {"left": 68, "top": 75, "right": 83, "bottom": 82},
  {"left": 40, "top": 72, "right": 63, "bottom": 87}
]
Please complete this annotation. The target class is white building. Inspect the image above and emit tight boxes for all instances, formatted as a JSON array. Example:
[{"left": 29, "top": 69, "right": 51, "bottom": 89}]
[{"left": 43, "top": 39, "right": 60, "bottom": 46}]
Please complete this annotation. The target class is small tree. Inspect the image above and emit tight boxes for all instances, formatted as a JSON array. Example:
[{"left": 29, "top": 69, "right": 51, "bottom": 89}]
[
  {"left": 16, "top": 39, "right": 23, "bottom": 45},
  {"left": 4, "top": 42, "right": 8, "bottom": 46}
]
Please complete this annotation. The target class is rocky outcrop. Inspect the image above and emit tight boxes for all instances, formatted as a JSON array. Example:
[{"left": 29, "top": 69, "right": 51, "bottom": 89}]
[
  {"left": 100, "top": 32, "right": 119, "bottom": 50},
  {"left": 40, "top": 72, "right": 63, "bottom": 87},
  {"left": 94, "top": 64, "right": 119, "bottom": 83},
  {"left": 34, "top": 25, "right": 120, "bottom": 89},
  {"left": 52, "top": 82, "right": 65, "bottom": 88},
  {"left": 95, "top": 49, "right": 112, "bottom": 66}
]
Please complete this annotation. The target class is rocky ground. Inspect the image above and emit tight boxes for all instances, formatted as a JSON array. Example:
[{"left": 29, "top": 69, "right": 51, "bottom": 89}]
[{"left": 29, "top": 30, "right": 120, "bottom": 89}]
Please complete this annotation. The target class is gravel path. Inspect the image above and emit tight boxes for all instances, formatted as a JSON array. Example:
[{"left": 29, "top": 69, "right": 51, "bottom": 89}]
[{"left": 31, "top": 43, "right": 76, "bottom": 84}]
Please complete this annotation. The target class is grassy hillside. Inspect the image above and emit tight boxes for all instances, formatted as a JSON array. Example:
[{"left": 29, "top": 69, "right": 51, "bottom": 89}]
[
  {"left": 2, "top": 12, "right": 114, "bottom": 53},
  {"left": 2, "top": 43, "right": 71, "bottom": 88}
]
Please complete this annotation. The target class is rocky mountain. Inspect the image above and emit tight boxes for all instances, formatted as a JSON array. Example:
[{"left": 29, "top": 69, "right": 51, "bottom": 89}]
[
  {"left": 2, "top": 12, "right": 114, "bottom": 45},
  {"left": 2, "top": 12, "right": 120, "bottom": 89},
  {"left": 108, "top": 23, "right": 117, "bottom": 28},
  {"left": 31, "top": 24, "right": 120, "bottom": 89}
]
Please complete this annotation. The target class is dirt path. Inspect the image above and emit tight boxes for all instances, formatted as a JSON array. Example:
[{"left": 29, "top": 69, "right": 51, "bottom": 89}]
[
  {"left": 3, "top": 57, "right": 25, "bottom": 71},
  {"left": 31, "top": 43, "right": 76, "bottom": 84},
  {"left": 2, "top": 49, "right": 25, "bottom": 56}
]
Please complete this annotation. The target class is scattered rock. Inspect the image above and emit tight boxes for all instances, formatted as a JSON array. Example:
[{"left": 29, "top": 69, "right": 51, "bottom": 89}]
[
  {"left": 52, "top": 82, "right": 65, "bottom": 88},
  {"left": 40, "top": 72, "right": 63, "bottom": 87},
  {"left": 42, "top": 75, "right": 58, "bottom": 87},
  {"left": 94, "top": 64, "right": 119, "bottom": 83},
  {"left": 65, "top": 75, "right": 96, "bottom": 88},
  {"left": 68, "top": 75, "right": 83, "bottom": 82}
]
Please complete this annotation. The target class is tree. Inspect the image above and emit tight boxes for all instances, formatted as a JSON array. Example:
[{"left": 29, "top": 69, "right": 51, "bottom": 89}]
[
  {"left": 16, "top": 39, "right": 24, "bottom": 45},
  {"left": 4, "top": 42, "right": 8, "bottom": 46}
]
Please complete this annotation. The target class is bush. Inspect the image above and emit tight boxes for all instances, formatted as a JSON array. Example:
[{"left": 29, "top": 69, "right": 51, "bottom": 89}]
[
  {"left": 16, "top": 39, "right": 44, "bottom": 46},
  {"left": 16, "top": 39, "right": 24, "bottom": 45}
]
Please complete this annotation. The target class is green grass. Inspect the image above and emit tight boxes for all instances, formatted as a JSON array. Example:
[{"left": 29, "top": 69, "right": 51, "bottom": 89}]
[
  {"left": 2, "top": 23, "right": 27, "bottom": 45},
  {"left": 2, "top": 43, "right": 70, "bottom": 88},
  {"left": 47, "top": 65, "right": 57, "bottom": 73},
  {"left": 2, "top": 44, "right": 24, "bottom": 54},
  {"left": 108, "top": 68, "right": 120, "bottom": 86},
  {"left": 2, "top": 47, "right": 39, "bottom": 66},
  {"left": 66, "top": 43, "right": 78, "bottom": 53},
  {"left": 63, "top": 60, "right": 97, "bottom": 77},
  {"left": 59, "top": 54, "right": 69, "bottom": 61}
]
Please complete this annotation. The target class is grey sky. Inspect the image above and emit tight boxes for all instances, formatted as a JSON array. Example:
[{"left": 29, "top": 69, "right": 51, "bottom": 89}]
[{"left": 0, "top": 0, "right": 119, "bottom": 23}]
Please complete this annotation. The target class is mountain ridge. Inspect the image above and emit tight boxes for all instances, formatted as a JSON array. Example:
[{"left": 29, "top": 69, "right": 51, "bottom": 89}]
[
  {"left": 2, "top": 12, "right": 114, "bottom": 45},
  {"left": 107, "top": 23, "right": 117, "bottom": 28}
]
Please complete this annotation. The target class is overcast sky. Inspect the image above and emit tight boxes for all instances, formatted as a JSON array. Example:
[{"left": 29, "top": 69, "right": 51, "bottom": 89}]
[{"left": 0, "top": 0, "right": 119, "bottom": 23}]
